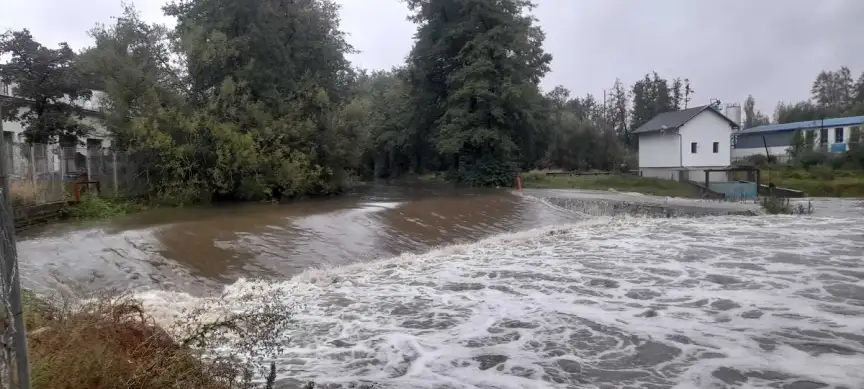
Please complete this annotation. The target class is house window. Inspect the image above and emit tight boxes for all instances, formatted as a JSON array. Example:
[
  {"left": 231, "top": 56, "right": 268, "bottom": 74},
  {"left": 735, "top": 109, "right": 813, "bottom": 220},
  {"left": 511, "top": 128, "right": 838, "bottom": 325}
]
[
  {"left": 690, "top": 142, "right": 698, "bottom": 153},
  {"left": 712, "top": 142, "right": 719, "bottom": 153},
  {"left": 835, "top": 128, "right": 844, "bottom": 143},
  {"left": 820, "top": 128, "right": 828, "bottom": 144}
]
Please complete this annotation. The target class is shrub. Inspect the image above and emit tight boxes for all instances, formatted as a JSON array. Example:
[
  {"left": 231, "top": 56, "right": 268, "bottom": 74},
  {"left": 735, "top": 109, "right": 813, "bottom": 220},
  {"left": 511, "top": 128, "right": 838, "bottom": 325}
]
[
  {"left": 795, "top": 150, "right": 833, "bottom": 169},
  {"left": 63, "top": 194, "right": 144, "bottom": 220},
  {"left": 741, "top": 154, "right": 773, "bottom": 167},
  {"left": 808, "top": 164, "right": 835, "bottom": 180},
  {"left": 12, "top": 286, "right": 297, "bottom": 389},
  {"left": 760, "top": 196, "right": 813, "bottom": 215}
]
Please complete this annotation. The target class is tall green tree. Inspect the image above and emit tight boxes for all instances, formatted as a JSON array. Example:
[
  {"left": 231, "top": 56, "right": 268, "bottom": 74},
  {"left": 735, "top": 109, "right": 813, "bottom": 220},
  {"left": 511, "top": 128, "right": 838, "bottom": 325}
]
[
  {"left": 743, "top": 94, "right": 770, "bottom": 128},
  {"left": 630, "top": 72, "right": 676, "bottom": 131},
  {"left": 405, "top": 0, "right": 552, "bottom": 186},
  {"left": 811, "top": 66, "right": 855, "bottom": 112},
  {"left": 0, "top": 30, "right": 93, "bottom": 143},
  {"left": 608, "top": 78, "right": 629, "bottom": 145},
  {"left": 77, "top": 4, "right": 183, "bottom": 147},
  {"left": 774, "top": 101, "right": 823, "bottom": 124},
  {"left": 164, "top": 0, "right": 355, "bottom": 111}
]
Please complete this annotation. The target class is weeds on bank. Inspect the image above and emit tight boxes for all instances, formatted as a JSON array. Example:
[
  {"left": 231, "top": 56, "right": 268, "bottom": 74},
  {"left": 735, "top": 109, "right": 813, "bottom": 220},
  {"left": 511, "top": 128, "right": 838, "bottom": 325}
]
[
  {"left": 63, "top": 194, "right": 144, "bottom": 220},
  {"left": 521, "top": 172, "right": 700, "bottom": 198},
  {"left": 16, "top": 285, "right": 297, "bottom": 389}
]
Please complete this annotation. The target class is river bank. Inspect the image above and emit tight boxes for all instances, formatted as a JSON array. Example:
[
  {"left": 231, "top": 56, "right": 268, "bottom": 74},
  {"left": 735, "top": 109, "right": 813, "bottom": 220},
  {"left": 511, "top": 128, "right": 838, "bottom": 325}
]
[
  {"left": 13, "top": 195, "right": 145, "bottom": 231},
  {"left": 520, "top": 172, "right": 704, "bottom": 198},
  {"left": 760, "top": 167, "right": 864, "bottom": 197}
]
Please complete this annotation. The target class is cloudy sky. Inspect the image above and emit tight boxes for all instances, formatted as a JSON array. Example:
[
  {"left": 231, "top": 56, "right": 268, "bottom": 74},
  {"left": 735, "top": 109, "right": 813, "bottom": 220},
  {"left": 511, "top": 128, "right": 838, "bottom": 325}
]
[{"left": 2, "top": 0, "right": 862, "bottom": 113}]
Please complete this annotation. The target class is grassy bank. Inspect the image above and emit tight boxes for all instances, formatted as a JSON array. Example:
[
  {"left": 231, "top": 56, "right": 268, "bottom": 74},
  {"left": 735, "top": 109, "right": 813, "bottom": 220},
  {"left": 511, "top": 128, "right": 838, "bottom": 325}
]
[
  {"left": 760, "top": 167, "right": 864, "bottom": 197},
  {"left": 62, "top": 195, "right": 146, "bottom": 220},
  {"left": 521, "top": 172, "right": 702, "bottom": 198},
  {"left": 16, "top": 289, "right": 294, "bottom": 389}
]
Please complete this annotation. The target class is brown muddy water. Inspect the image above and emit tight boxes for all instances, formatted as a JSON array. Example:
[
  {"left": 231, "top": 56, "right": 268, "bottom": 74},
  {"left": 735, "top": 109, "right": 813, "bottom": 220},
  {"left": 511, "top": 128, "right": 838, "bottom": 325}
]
[{"left": 15, "top": 185, "right": 864, "bottom": 389}]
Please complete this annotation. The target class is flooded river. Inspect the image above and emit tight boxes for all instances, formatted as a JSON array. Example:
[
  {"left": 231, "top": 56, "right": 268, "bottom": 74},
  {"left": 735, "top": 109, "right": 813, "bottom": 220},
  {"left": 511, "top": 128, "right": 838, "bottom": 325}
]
[{"left": 16, "top": 185, "right": 864, "bottom": 389}]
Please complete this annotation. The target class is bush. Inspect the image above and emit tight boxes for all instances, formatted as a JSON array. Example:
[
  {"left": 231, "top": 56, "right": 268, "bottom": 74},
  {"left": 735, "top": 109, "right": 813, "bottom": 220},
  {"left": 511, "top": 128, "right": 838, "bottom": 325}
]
[
  {"left": 808, "top": 164, "right": 835, "bottom": 180},
  {"left": 760, "top": 196, "right": 813, "bottom": 215},
  {"left": 795, "top": 150, "right": 833, "bottom": 169},
  {"left": 13, "top": 286, "right": 297, "bottom": 389},
  {"left": 63, "top": 195, "right": 144, "bottom": 220},
  {"left": 741, "top": 154, "right": 777, "bottom": 166}
]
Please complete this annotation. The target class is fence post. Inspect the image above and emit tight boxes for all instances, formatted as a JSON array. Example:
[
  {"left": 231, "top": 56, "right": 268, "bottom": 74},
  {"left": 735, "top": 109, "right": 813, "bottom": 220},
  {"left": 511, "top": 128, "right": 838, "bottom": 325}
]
[
  {"left": 112, "top": 150, "right": 118, "bottom": 197},
  {"left": 0, "top": 102, "right": 32, "bottom": 389},
  {"left": 28, "top": 144, "right": 35, "bottom": 194},
  {"left": 85, "top": 148, "right": 92, "bottom": 182}
]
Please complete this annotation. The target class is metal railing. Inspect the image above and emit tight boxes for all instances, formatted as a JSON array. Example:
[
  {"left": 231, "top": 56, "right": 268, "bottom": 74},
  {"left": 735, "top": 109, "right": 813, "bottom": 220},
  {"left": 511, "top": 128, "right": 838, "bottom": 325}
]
[{"left": 2, "top": 142, "right": 145, "bottom": 207}]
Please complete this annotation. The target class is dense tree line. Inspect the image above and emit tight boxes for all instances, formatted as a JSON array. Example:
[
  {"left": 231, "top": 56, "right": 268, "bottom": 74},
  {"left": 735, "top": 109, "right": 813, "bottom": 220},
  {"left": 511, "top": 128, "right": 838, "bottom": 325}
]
[{"left": 0, "top": 0, "right": 699, "bottom": 200}]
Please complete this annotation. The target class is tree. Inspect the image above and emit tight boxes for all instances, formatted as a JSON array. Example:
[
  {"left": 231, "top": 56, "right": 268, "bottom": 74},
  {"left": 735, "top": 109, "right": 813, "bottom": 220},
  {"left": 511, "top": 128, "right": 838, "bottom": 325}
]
[
  {"left": 683, "top": 78, "right": 694, "bottom": 109},
  {"left": 630, "top": 72, "right": 676, "bottom": 131},
  {"left": 774, "top": 101, "right": 822, "bottom": 124},
  {"left": 0, "top": 29, "right": 93, "bottom": 143},
  {"left": 811, "top": 66, "right": 855, "bottom": 112},
  {"left": 77, "top": 3, "right": 183, "bottom": 147},
  {"left": 789, "top": 129, "right": 807, "bottom": 158},
  {"left": 608, "top": 78, "right": 629, "bottom": 145},
  {"left": 405, "top": 0, "right": 553, "bottom": 186},
  {"left": 670, "top": 78, "right": 683, "bottom": 110},
  {"left": 743, "top": 94, "right": 770, "bottom": 128},
  {"left": 164, "top": 0, "right": 355, "bottom": 111}
]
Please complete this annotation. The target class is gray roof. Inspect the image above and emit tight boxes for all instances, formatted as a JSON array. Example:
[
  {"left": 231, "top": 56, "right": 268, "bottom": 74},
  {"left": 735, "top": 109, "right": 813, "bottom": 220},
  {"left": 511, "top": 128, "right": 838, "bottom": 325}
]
[{"left": 633, "top": 105, "right": 740, "bottom": 135}]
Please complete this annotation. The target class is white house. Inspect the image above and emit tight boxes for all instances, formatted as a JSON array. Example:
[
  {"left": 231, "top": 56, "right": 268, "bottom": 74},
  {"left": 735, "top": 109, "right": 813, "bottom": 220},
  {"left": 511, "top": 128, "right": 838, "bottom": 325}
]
[{"left": 635, "top": 105, "right": 740, "bottom": 182}]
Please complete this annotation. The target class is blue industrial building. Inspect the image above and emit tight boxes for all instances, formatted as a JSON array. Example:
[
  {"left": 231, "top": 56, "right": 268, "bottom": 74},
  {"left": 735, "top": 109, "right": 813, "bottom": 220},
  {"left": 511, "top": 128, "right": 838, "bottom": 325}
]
[{"left": 732, "top": 115, "right": 864, "bottom": 161}]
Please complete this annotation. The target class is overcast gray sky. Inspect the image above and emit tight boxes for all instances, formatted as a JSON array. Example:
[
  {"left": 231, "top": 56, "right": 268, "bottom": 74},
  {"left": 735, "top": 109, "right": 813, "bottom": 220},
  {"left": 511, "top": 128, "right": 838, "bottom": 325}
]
[{"left": 2, "top": 0, "right": 862, "bottom": 113}]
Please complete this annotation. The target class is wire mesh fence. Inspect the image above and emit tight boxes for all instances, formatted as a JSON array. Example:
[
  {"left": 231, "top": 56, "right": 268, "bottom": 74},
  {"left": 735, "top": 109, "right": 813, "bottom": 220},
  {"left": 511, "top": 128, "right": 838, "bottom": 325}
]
[{"left": 2, "top": 142, "right": 146, "bottom": 208}]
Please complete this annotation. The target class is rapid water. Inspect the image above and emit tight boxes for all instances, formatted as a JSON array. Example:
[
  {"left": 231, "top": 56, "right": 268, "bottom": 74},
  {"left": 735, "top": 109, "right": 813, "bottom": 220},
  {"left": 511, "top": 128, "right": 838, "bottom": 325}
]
[{"left": 137, "top": 196, "right": 862, "bottom": 389}]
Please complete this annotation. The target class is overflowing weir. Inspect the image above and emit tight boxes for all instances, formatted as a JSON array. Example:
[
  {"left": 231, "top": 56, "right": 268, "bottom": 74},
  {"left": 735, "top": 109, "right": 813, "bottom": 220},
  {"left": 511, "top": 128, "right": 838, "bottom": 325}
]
[{"left": 522, "top": 188, "right": 761, "bottom": 217}]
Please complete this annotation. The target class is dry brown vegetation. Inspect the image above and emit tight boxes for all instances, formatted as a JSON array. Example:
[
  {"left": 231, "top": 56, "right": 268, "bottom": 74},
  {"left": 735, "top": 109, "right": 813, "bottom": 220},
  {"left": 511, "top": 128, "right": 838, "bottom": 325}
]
[{"left": 15, "top": 287, "right": 295, "bottom": 389}]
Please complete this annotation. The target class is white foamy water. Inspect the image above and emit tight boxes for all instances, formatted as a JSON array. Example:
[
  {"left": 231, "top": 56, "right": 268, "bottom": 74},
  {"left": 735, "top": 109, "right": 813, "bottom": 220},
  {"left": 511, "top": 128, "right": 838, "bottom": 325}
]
[{"left": 139, "top": 211, "right": 864, "bottom": 389}]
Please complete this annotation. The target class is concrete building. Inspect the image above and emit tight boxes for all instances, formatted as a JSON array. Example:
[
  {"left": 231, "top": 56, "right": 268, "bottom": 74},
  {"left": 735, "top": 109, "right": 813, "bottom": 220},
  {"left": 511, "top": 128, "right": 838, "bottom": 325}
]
[
  {"left": 635, "top": 105, "right": 741, "bottom": 181},
  {"left": 1, "top": 82, "right": 111, "bottom": 147},
  {"left": 732, "top": 115, "right": 864, "bottom": 161},
  {"left": 1, "top": 82, "right": 112, "bottom": 177}
]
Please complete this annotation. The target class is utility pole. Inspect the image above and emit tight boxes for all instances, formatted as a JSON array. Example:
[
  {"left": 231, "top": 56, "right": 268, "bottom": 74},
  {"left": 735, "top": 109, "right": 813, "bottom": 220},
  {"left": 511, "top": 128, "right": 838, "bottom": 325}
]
[{"left": 0, "top": 101, "right": 32, "bottom": 389}]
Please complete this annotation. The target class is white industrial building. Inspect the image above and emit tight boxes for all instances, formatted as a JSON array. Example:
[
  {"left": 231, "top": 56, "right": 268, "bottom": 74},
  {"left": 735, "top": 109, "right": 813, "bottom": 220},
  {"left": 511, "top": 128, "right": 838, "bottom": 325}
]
[{"left": 635, "top": 104, "right": 741, "bottom": 182}]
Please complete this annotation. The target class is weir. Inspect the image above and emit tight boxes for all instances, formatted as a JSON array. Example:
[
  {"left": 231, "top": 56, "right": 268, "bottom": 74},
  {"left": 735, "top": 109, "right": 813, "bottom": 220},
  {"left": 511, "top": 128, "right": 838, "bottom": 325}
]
[{"left": 523, "top": 188, "right": 761, "bottom": 217}]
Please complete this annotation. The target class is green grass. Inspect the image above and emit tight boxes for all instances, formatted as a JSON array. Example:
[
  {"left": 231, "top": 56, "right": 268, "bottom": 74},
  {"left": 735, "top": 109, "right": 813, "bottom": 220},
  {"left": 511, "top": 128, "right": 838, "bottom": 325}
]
[
  {"left": 760, "top": 167, "right": 864, "bottom": 197},
  {"left": 63, "top": 195, "right": 146, "bottom": 220},
  {"left": 521, "top": 172, "right": 702, "bottom": 198}
]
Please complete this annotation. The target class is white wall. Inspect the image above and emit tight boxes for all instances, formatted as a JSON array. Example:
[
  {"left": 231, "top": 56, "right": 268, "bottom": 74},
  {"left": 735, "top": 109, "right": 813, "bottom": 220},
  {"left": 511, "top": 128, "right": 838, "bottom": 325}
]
[
  {"left": 638, "top": 132, "right": 682, "bottom": 168},
  {"left": 2, "top": 107, "right": 111, "bottom": 147},
  {"left": 679, "top": 111, "right": 733, "bottom": 168}
]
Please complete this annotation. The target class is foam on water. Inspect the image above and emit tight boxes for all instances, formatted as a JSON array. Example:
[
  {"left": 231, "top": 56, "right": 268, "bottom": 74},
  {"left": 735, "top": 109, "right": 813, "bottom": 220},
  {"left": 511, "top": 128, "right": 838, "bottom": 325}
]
[{"left": 138, "top": 211, "right": 864, "bottom": 389}]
